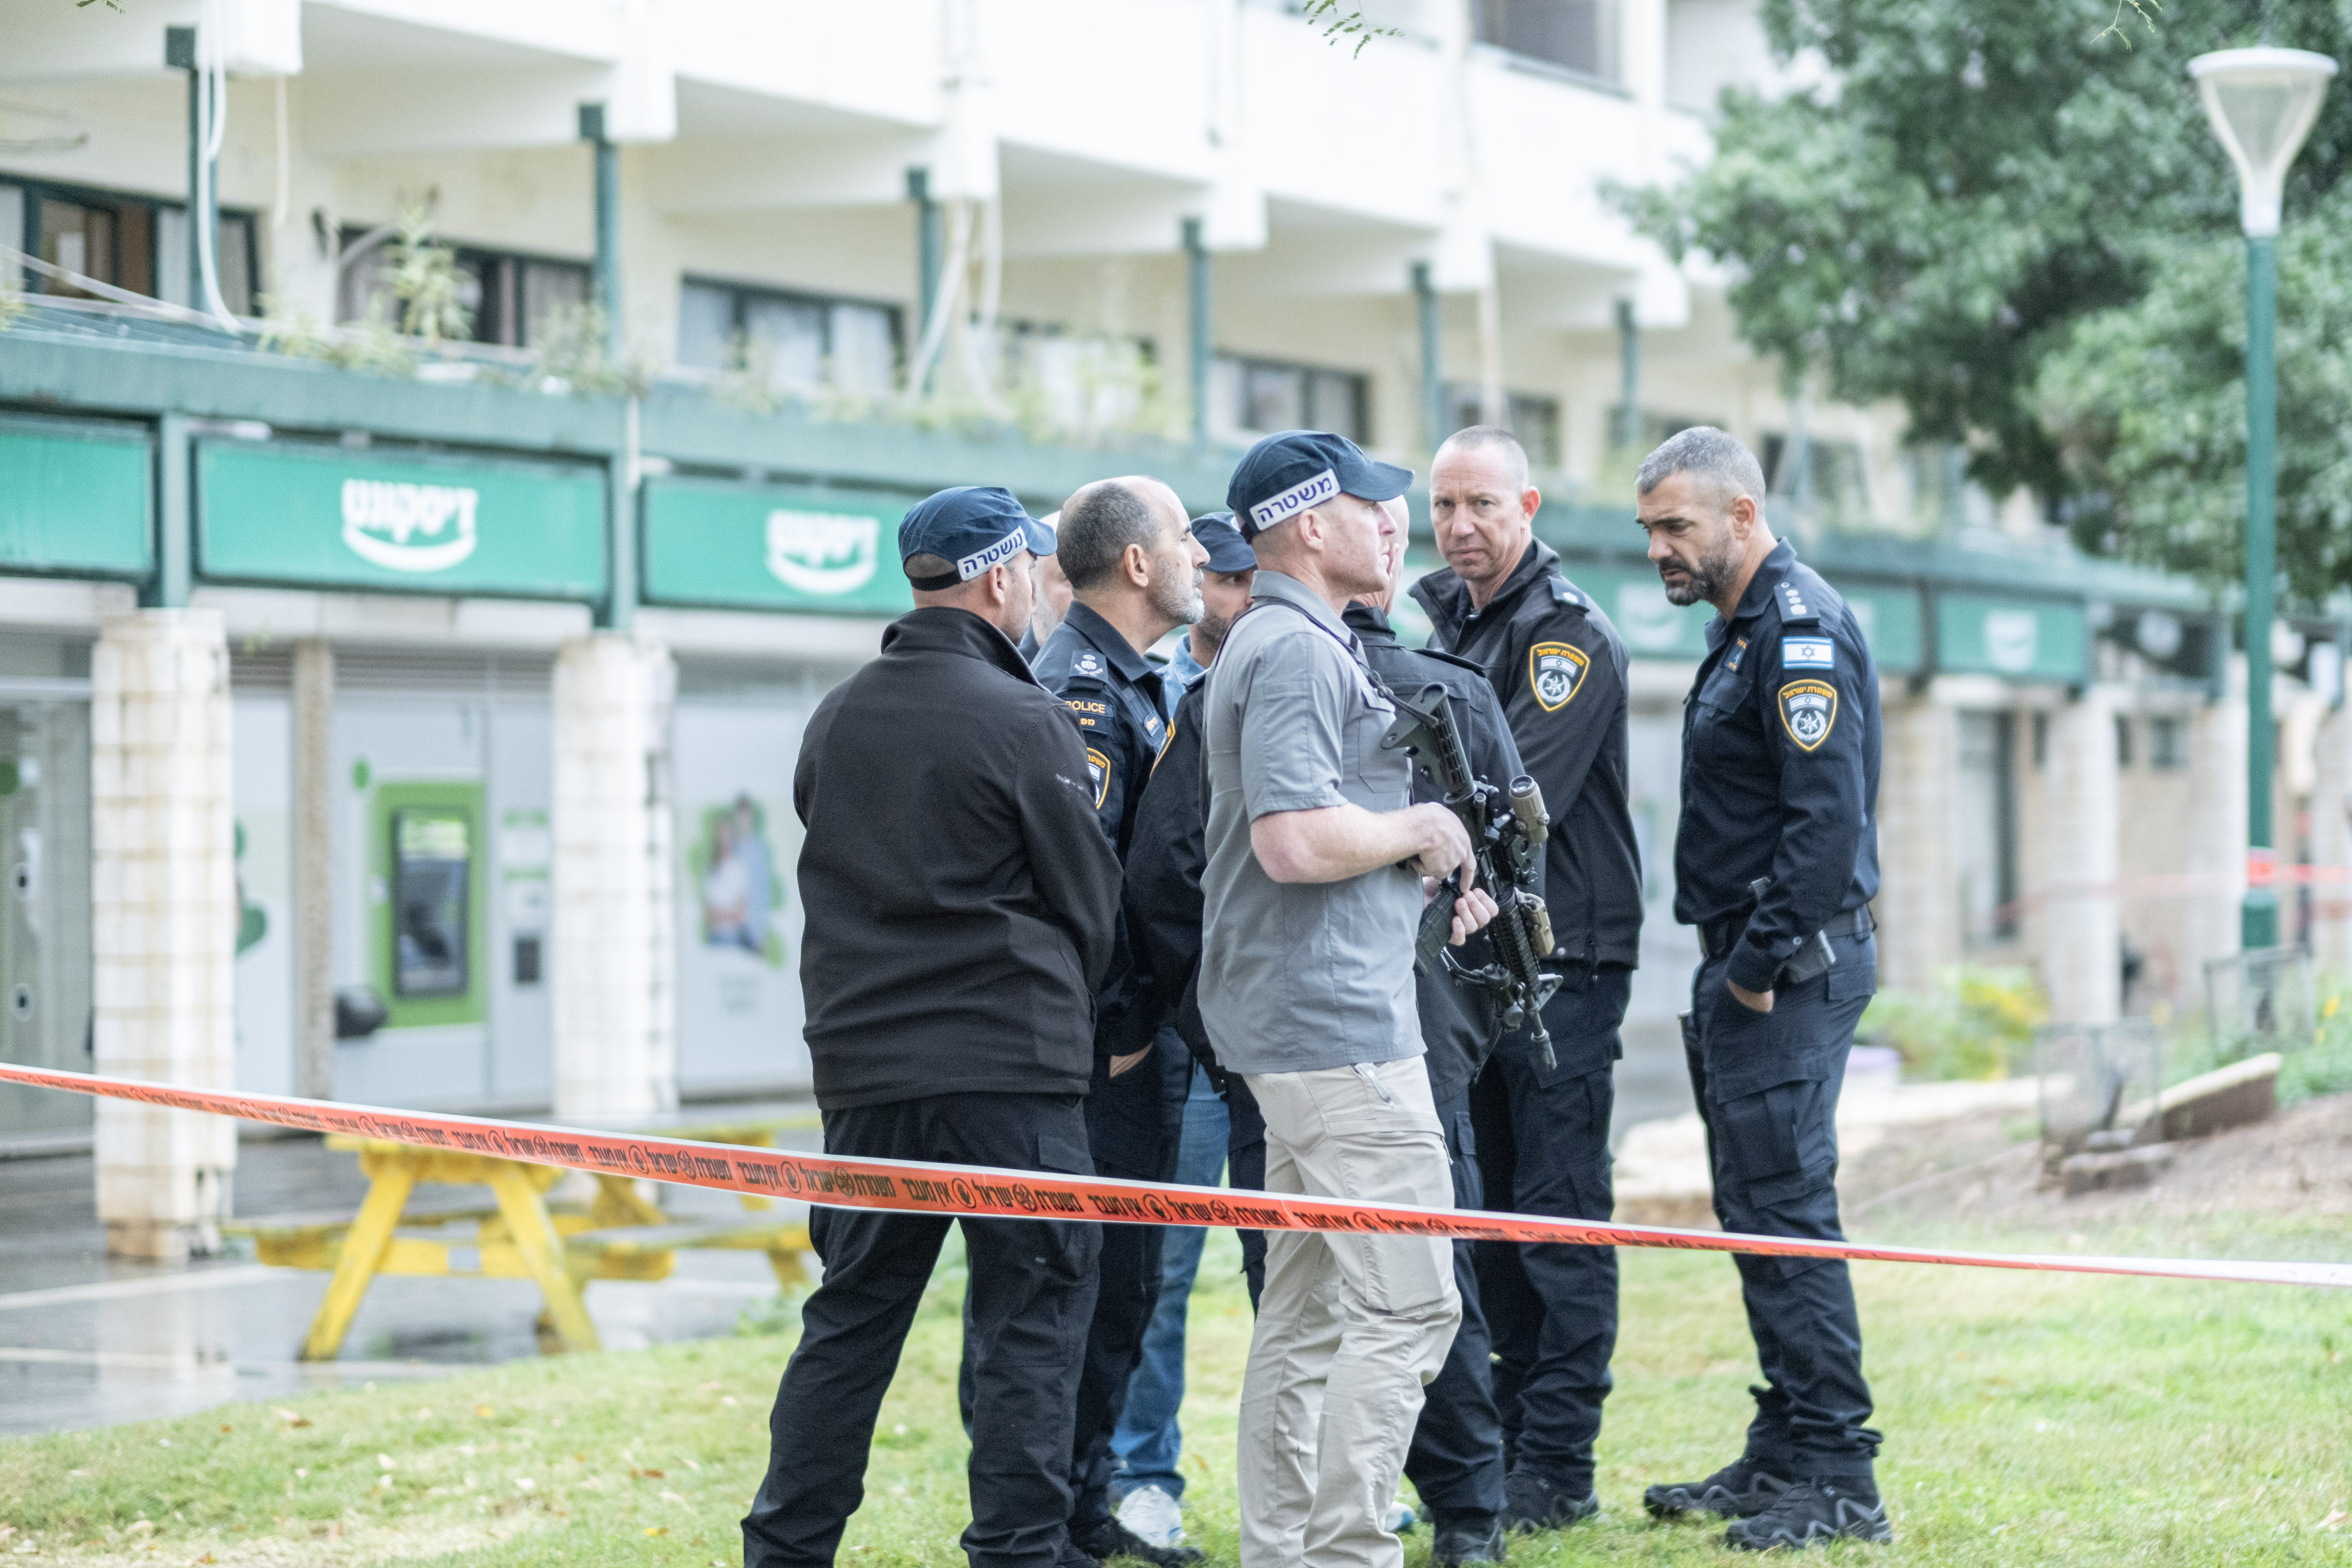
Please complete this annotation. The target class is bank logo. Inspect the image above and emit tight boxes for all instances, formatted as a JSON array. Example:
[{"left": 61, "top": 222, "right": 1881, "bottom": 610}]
[
  {"left": 1984, "top": 609, "right": 2039, "bottom": 673},
  {"left": 341, "top": 480, "right": 480, "bottom": 573},
  {"left": 766, "top": 509, "right": 880, "bottom": 596}
]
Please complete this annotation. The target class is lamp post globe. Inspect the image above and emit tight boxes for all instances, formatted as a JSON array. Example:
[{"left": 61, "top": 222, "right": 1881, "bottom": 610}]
[{"left": 2187, "top": 46, "right": 2337, "bottom": 952}]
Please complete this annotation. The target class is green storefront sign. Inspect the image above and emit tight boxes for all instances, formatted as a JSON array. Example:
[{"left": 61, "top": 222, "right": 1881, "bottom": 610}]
[
  {"left": 642, "top": 479, "right": 921, "bottom": 617},
  {"left": 0, "top": 416, "right": 153, "bottom": 579},
  {"left": 196, "top": 442, "right": 608, "bottom": 599},
  {"left": 1935, "top": 593, "right": 2089, "bottom": 682},
  {"left": 1555, "top": 562, "right": 1924, "bottom": 674}
]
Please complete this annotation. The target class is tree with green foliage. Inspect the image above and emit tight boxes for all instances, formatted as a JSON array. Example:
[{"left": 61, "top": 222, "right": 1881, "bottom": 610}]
[{"left": 1624, "top": 0, "right": 2352, "bottom": 594}]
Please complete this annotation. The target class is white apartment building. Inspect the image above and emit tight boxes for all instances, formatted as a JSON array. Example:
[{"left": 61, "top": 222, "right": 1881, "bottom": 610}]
[{"left": 1, "top": 0, "right": 2339, "bottom": 1250}]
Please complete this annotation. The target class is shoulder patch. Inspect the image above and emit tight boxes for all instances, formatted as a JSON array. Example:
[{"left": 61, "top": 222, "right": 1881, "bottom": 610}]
[
  {"left": 1083, "top": 747, "right": 1111, "bottom": 809},
  {"left": 1726, "top": 635, "right": 1750, "bottom": 673},
  {"left": 1782, "top": 636, "right": 1836, "bottom": 671},
  {"left": 1775, "top": 579, "right": 1820, "bottom": 624},
  {"left": 1074, "top": 650, "right": 1104, "bottom": 677},
  {"left": 1777, "top": 679, "right": 1837, "bottom": 752},
  {"left": 1528, "top": 641, "right": 1590, "bottom": 713}
]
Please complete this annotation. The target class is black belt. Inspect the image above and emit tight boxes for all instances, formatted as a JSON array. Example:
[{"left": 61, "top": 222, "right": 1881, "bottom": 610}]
[{"left": 1699, "top": 905, "right": 1874, "bottom": 965}]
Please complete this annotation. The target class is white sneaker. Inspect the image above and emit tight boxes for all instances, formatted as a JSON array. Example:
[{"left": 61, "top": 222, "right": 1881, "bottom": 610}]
[
  {"left": 1117, "top": 1485, "right": 1187, "bottom": 1548},
  {"left": 1384, "top": 1494, "right": 1418, "bottom": 1533}
]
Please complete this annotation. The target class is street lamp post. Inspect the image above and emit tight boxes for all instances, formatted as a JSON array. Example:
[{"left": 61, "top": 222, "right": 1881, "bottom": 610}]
[{"left": 2188, "top": 46, "right": 2338, "bottom": 951}]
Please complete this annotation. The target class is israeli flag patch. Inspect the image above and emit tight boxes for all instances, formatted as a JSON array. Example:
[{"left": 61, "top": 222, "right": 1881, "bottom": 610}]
[{"left": 1782, "top": 636, "right": 1836, "bottom": 671}]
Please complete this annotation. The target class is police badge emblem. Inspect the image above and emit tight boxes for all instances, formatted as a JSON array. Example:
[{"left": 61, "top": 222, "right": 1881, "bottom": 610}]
[
  {"left": 1528, "top": 641, "right": 1588, "bottom": 713},
  {"left": 1777, "top": 679, "right": 1837, "bottom": 752},
  {"left": 1083, "top": 747, "right": 1110, "bottom": 809}
]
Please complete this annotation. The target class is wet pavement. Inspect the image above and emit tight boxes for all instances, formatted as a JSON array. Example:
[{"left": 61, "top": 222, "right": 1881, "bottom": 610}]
[
  {"left": 0, "top": 1114, "right": 825, "bottom": 1438},
  {"left": 1, "top": 1037, "right": 1695, "bottom": 1439}
]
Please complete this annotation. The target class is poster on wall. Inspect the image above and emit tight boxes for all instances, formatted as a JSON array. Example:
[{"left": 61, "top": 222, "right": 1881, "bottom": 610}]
[{"left": 673, "top": 701, "right": 812, "bottom": 1096}]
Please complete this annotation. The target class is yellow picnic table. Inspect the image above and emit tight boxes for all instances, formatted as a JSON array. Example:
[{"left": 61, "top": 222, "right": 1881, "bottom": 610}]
[{"left": 224, "top": 1115, "right": 818, "bottom": 1360}]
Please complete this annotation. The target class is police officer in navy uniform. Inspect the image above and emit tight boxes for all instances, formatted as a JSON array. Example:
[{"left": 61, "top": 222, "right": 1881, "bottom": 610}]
[
  {"left": 1409, "top": 427, "right": 1641, "bottom": 1532},
  {"left": 1346, "top": 499, "right": 1529, "bottom": 1568},
  {"left": 744, "top": 487, "right": 1118, "bottom": 1568},
  {"left": 1030, "top": 475, "right": 1212, "bottom": 1568},
  {"left": 1631, "top": 427, "right": 1889, "bottom": 1551}
]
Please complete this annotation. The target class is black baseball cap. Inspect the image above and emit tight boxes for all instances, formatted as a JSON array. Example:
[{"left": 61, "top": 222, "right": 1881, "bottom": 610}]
[
  {"left": 1190, "top": 511, "right": 1256, "bottom": 573},
  {"left": 1226, "top": 430, "right": 1413, "bottom": 542},
  {"left": 898, "top": 486, "right": 1058, "bottom": 590}
]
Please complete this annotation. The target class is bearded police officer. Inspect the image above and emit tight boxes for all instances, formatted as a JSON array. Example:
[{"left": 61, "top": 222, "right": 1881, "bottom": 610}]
[
  {"left": 1409, "top": 427, "right": 1641, "bottom": 1532},
  {"left": 1632, "top": 427, "right": 1889, "bottom": 1551},
  {"left": 745, "top": 487, "right": 1119, "bottom": 1568},
  {"left": 1032, "top": 476, "right": 1213, "bottom": 1568},
  {"left": 1346, "top": 499, "right": 1527, "bottom": 1568}
]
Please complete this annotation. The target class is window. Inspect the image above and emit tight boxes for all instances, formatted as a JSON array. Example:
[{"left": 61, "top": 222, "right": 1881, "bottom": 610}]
[
  {"left": 1443, "top": 384, "right": 1563, "bottom": 468},
  {"left": 339, "top": 229, "right": 591, "bottom": 349},
  {"left": 677, "top": 278, "right": 900, "bottom": 397},
  {"left": 1764, "top": 434, "right": 1871, "bottom": 525},
  {"left": 995, "top": 321, "right": 1157, "bottom": 435},
  {"left": 1211, "top": 354, "right": 1369, "bottom": 445},
  {"left": 1474, "top": 0, "right": 1619, "bottom": 82},
  {"left": 2149, "top": 715, "right": 2187, "bottom": 770},
  {"left": 0, "top": 177, "right": 255, "bottom": 316},
  {"left": 1958, "top": 712, "right": 2018, "bottom": 945}
]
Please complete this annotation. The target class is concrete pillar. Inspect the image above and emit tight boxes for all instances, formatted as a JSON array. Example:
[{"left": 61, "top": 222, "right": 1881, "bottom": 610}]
[
  {"left": 290, "top": 640, "right": 335, "bottom": 1101},
  {"left": 2307, "top": 702, "right": 2352, "bottom": 967},
  {"left": 2041, "top": 686, "right": 2121, "bottom": 1024},
  {"left": 551, "top": 633, "right": 677, "bottom": 1122},
  {"left": 1874, "top": 689, "right": 1960, "bottom": 993},
  {"left": 2186, "top": 661, "right": 2248, "bottom": 984},
  {"left": 92, "top": 610, "right": 237, "bottom": 1261}
]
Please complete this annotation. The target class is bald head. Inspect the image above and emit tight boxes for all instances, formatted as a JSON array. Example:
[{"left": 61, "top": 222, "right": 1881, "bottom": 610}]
[{"left": 1435, "top": 425, "right": 1530, "bottom": 494}]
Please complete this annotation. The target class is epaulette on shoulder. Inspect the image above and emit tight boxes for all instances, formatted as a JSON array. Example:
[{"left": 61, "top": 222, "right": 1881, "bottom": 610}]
[
  {"left": 1773, "top": 576, "right": 1823, "bottom": 625},
  {"left": 1547, "top": 575, "right": 1591, "bottom": 611},
  {"left": 1409, "top": 647, "right": 1487, "bottom": 676}
]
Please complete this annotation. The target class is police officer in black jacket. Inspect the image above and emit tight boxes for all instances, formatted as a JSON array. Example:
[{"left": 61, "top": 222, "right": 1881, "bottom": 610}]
[
  {"left": 1031, "top": 476, "right": 1211, "bottom": 1568},
  {"left": 1409, "top": 427, "right": 1641, "bottom": 1531},
  {"left": 1347, "top": 500, "right": 1530, "bottom": 1568},
  {"left": 1631, "top": 428, "right": 1889, "bottom": 1552},
  {"left": 744, "top": 487, "right": 1121, "bottom": 1568}
]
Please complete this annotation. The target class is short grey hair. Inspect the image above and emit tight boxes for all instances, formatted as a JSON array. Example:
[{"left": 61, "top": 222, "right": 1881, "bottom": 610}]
[
  {"left": 1435, "top": 425, "right": 1530, "bottom": 492},
  {"left": 1057, "top": 480, "right": 1156, "bottom": 591},
  {"left": 1635, "top": 426, "right": 1768, "bottom": 509}
]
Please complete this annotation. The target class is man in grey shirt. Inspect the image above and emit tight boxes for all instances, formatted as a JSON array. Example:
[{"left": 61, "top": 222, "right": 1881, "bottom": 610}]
[{"left": 1200, "top": 430, "right": 1498, "bottom": 1568}]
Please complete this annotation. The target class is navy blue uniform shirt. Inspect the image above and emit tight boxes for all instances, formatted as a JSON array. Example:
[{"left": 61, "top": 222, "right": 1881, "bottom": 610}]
[
  {"left": 1412, "top": 539, "right": 1643, "bottom": 972},
  {"left": 1033, "top": 600, "right": 1170, "bottom": 860},
  {"left": 1674, "top": 537, "right": 1881, "bottom": 995}
]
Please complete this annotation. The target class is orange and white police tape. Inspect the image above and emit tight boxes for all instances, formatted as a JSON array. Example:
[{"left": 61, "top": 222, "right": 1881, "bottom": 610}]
[{"left": 4, "top": 1062, "right": 2345, "bottom": 1291}]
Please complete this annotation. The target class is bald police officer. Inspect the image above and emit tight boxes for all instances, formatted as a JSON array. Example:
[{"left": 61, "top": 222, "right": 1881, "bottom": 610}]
[
  {"left": 1633, "top": 428, "right": 1889, "bottom": 1551},
  {"left": 1410, "top": 426, "right": 1641, "bottom": 1532},
  {"left": 1032, "top": 476, "right": 1213, "bottom": 1568}
]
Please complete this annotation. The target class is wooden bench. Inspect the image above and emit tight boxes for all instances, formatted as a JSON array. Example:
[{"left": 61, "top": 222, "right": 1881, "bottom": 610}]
[{"left": 224, "top": 1116, "right": 817, "bottom": 1360}]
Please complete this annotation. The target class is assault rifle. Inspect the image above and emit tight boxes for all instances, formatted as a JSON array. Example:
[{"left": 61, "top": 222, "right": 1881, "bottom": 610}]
[{"left": 1380, "top": 681, "right": 1565, "bottom": 1070}]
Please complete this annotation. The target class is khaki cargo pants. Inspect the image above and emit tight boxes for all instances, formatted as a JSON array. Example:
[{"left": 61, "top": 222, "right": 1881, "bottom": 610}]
[{"left": 1238, "top": 1055, "right": 1461, "bottom": 1568}]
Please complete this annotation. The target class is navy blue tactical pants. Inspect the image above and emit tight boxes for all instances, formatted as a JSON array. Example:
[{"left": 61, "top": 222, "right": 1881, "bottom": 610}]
[
  {"left": 1066, "top": 1030, "right": 1193, "bottom": 1533},
  {"left": 1402, "top": 1088, "right": 1506, "bottom": 1530},
  {"left": 1470, "top": 969, "right": 1628, "bottom": 1494},
  {"left": 1684, "top": 933, "right": 1883, "bottom": 1479},
  {"left": 1224, "top": 1074, "right": 1268, "bottom": 1306},
  {"left": 745, "top": 1092, "right": 1101, "bottom": 1568}
]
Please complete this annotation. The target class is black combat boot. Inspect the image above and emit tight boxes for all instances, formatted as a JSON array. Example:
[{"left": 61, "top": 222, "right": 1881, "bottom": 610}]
[
  {"left": 1429, "top": 1517, "right": 1506, "bottom": 1566},
  {"left": 1499, "top": 1471, "right": 1599, "bottom": 1533},
  {"left": 1071, "top": 1519, "right": 1203, "bottom": 1568},
  {"left": 1722, "top": 1477, "right": 1892, "bottom": 1550},
  {"left": 1642, "top": 1456, "right": 1795, "bottom": 1521}
]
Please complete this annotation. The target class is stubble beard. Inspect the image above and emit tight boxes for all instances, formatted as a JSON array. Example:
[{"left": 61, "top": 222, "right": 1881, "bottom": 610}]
[{"left": 1662, "top": 530, "right": 1741, "bottom": 607}]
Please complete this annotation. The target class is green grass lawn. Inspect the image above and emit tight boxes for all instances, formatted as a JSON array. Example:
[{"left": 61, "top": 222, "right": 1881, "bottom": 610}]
[{"left": 4, "top": 1216, "right": 2350, "bottom": 1567}]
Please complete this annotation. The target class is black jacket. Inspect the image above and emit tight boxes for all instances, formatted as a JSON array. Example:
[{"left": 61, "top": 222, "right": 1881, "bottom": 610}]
[
  {"left": 1345, "top": 603, "right": 1532, "bottom": 1104},
  {"left": 1412, "top": 539, "right": 1644, "bottom": 974},
  {"left": 1676, "top": 538, "right": 1881, "bottom": 994},
  {"left": 794, "top": 607, "right": 1121, "bottom": 1110},
  {"left": 1124, "top": 680, "right": 1216, "bottom": 1079}
]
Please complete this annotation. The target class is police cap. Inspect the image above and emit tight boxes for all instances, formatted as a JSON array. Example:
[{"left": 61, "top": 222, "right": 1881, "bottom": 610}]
[
  {"left": 899, "top": 486, "right": 1058, "bottom": 590},
  {"left": 1226, "top": 430, "right": 1413, "bottom": 542},
  {"left": 1190, "top": 511, "right": 1257, "bottom": 572}
]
